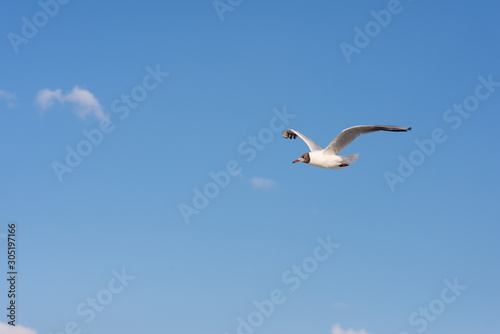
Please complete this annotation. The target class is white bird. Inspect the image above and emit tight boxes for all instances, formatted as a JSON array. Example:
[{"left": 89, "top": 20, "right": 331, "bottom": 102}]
[{"left": 283, "top": 125, "right": 412, "bottom": 169}]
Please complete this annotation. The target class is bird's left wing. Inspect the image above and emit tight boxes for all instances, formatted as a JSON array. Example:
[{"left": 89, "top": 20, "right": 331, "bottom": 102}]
[
  {"left": 282, "top": 129, "right": 323, "bottom": 152},
  {"left": 324, "top": 125, "right": 412, "bottom": 154}
]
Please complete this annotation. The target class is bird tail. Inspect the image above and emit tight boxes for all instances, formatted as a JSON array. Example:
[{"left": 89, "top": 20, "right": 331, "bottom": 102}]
[{"left": 341, "top": 153, "right": 359, "bottom": 166}]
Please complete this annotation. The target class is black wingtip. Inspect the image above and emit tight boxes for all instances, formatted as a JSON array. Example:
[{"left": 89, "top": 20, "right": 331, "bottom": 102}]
[
  {"left": 282, "top": 130, "right": 298, "bottom": 140},
  {"left": 407, "top": 127, "right": 412, "bottom": 131}
]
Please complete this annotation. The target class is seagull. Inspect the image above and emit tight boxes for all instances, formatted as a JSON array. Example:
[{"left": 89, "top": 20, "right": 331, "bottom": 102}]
[{"left": 283, "top": 125, "right": 412, "bottom": 169}]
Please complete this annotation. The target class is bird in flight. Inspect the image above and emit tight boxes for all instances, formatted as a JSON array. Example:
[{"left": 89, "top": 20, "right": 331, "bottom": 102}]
[{"left": 282, "top": 125, "right": 412, "bottom": 169}]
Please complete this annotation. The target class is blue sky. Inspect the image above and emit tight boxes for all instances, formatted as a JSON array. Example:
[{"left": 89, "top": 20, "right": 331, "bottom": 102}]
[{"left": 1, "top": 1, "right": 499, "bottom": 334}]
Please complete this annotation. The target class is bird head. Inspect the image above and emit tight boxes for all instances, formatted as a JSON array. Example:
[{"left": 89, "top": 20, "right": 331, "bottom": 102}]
[{"left": 292, "top": 152, "right": 310, "bottom": 164}]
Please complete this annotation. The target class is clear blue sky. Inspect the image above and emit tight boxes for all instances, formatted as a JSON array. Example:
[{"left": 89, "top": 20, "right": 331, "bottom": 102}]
[{"left": 1, "top": 1, "right": 499, "bottom": 334}]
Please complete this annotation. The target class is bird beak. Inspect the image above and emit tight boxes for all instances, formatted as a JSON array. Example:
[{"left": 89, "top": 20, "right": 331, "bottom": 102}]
[{"left": 292, "top": 159, "right": 300, "bottom": 164}]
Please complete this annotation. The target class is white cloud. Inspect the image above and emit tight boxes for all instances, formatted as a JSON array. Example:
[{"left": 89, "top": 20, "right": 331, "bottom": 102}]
[
  {"left": 36, "top": 86, "right": 106, "bottom": 120},
  {"left": 36, "top": 88, "right": 62, "bottom": 109},
  {"left": 251, "top": 176, "right": 276, "bottom": 189},
  {"left": 0, "top": 89, "right": 17, "bottom": 108},
  {"left": 331, "top": 301, "right": 348, "bottom": 309},
  {"left": 0, "top": 322, "right": 37, "bottom": 334},
  {"left": 332, "top": 323, "right": 370, "bottom": 334}
]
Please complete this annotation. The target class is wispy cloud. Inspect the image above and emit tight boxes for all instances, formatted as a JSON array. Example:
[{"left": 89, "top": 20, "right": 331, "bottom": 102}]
[
  {"left": 332, "top": 323, "right": 370, "bottom": 334},
  {"left": 36, "top": 86, "right": 106, "bottom": 120},
  {"left": 331, "top": 301, "right": 348, "bottom": 309},
  {"left": 0, "top": 322, "right": 37, "bottom": 334},
  {"left": 36, "top": 88, "right": 62, "bottom": 109},
  {"left": 251, "top": 176, "right": 277, "bottom": 189},
  {"left": 0, "top": 89, "right": 17, "bottom": 108}
]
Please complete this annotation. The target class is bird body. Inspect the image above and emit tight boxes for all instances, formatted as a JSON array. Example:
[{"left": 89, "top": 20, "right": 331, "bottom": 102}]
[
  {"left": 307, "top": 150, "right": 347, "bottom": 169},
  {"left": 283, "top": 125, "right": 411, "bottom": 169}
]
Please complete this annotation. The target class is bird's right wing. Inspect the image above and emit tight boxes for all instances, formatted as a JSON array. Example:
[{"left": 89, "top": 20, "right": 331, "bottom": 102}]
[
  {"left": 324, "top": 125, "right": 412, "bottom": 154},
  {"left": 282, "top": 129, "right": 323, "bottom": 152}
]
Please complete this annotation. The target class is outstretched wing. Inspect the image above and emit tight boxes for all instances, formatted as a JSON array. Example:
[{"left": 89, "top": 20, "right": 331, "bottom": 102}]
[
  {"left": 324, "top": 125, "right": 412, "bottom": 154},
  {"left": 282, "top": 129, "right": 323, "bottom": 152}
]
